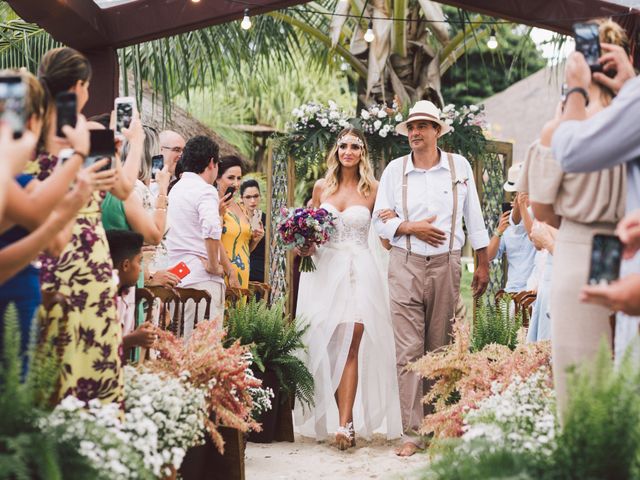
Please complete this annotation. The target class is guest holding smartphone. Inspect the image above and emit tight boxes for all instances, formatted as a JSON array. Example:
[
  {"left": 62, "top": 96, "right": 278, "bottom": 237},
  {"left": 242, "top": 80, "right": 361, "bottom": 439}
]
[
  {"left": 518, "top": 19, "right": 628, "bottom": 415},
  {"left": 216, "top": 156, "right": 256, "bottom": 289}
]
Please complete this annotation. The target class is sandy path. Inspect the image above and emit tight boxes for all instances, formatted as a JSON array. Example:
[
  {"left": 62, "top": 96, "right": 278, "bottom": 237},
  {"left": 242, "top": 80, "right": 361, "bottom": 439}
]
[{"left": 245, "top": 435, "right": 427, "bottom": 480}]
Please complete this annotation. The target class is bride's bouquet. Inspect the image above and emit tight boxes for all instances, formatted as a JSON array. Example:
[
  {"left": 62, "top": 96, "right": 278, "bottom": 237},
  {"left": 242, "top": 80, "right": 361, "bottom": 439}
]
[{"left": 277, "top": 207, "right": 336, "bottom": 272}]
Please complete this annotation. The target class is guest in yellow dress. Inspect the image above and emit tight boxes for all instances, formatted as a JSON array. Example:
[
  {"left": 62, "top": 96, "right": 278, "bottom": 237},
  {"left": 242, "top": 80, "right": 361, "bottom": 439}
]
[{"left": 216, "top": 156, "right": 264, "bottom": 289}]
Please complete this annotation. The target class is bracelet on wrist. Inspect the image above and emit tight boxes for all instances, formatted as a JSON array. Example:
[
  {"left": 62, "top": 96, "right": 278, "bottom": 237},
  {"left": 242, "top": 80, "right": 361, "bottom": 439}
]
[
  {"left": 72, "top": 150, "right": 88, "bottom": 160},
  {"left": 496, "top": 230, "right": 504, "bottom": 238},
  {"left": 564, "top": 87, "right": 590, "bottom": 107}
]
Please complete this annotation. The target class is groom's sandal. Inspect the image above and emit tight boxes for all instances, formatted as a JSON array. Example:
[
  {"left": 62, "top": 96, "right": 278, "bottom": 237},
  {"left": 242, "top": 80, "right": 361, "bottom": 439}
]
[{"left": 335, "top": 423, "right": 355, "bottom": 451}]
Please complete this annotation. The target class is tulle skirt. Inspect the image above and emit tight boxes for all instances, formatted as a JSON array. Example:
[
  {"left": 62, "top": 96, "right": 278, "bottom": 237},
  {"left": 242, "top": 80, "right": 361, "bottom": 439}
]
[{"left": 294, "top": 241, "right": 402, "bottom": 440}]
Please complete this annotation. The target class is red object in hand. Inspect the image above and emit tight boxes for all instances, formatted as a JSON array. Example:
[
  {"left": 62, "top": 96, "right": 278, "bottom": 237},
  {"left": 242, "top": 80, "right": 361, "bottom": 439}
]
[{"left": 168, "top": 261, "right": 190, "bottom": 279}]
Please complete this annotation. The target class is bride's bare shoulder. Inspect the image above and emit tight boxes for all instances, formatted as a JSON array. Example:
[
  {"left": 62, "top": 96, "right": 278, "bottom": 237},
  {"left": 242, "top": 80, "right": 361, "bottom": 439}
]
[{"left": 311, "top": 179, "right": 326, "bottom": 207}]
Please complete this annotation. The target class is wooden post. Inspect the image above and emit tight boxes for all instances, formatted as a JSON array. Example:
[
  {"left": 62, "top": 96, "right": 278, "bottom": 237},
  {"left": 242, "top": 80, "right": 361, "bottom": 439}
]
[
  {"left": 264, "top": 143, "right": 273, "bottom": 285},
  {"left": 286, "top": 156, "right": 296, "bottom": 316}
]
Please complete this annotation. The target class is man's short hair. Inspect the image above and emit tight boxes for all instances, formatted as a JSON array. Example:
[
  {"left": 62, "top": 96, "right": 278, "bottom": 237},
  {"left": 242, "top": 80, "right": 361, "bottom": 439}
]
[
  {"left": 181, "top": 135, "right": 219, "bottom": 174},
  {"left": 106, "top": 229, "right": 143, "bottom": 267}
]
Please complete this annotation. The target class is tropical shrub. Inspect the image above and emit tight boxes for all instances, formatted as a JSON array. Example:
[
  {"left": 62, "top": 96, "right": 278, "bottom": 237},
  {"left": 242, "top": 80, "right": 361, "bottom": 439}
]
[
  {"left": 225, "top": 297, "right": 314, "bottom": 410},
  {"left": 471, "top": 295, "right": 522, "bottom": 352},
  {"left": 0, "top": 304, "right": 99, "bottom": 480}
]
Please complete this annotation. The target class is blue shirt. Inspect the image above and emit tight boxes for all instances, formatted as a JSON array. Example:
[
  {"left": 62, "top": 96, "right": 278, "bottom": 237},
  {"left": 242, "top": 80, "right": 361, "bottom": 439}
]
[{"left": 496, "top": 216, "right": 536, "bottom": 293}]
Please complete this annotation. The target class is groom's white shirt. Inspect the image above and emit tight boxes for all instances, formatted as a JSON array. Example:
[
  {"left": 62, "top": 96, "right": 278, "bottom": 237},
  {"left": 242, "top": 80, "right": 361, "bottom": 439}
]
[{"left": 373, "top": 151, "right": 489, "bottom": 256}]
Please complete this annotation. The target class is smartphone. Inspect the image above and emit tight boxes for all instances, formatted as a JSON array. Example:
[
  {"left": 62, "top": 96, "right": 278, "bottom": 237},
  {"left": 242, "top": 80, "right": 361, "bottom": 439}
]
[
  {"left": 169, "top": 261, "right": 190, "bottom": 280},
  {"left": 501, "top": 202, "right": 513, "bottom": 214},
  {"left": 573, "top": 23, "right": 602, "bottom": 72},
  {"left": 588, "top": 234, "right": 623, "bottom": 285},
  {"left": 0, "top": 75, "right": 26, "bottom": 139},
  {"left": 87, "top": 129, "right": 115, "bottom": 171},
  {"left": 225, "top": 186, "right": 236, "bottom": 198},
  {"left": 55, "top": 92, "right": 77, "bottom": 137},
  {"left": 151, "top": 154, "right": 164, "bottom": 179},
  {"left": 249, "top": 208, "right": 262, "bottom": 230},
  {"left": 115, "top": 96, "right": 135, "bottom": 133}
]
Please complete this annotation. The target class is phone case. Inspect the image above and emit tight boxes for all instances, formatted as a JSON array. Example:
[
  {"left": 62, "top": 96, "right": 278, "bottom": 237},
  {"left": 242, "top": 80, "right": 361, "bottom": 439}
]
[{"left": 169, "top": 261, "right": 191, "bottom": 280}]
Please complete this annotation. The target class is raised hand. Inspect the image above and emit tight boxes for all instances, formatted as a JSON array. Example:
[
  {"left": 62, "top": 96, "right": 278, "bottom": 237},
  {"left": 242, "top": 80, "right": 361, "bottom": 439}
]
[
  {"left": 0, "top": 123, "right": 37, "bottom": 175},
  {"left": 155, "top": 164, "right": 171, "bottom": 195},
  {"left": 218, "top": 192, "right": 233, "bottom": 217},
  {"left": 496, "top": 211, "right": 510, "bottom": 236},
  {"left": 84, "top": 158, "right": 117, "bottom": 192}
]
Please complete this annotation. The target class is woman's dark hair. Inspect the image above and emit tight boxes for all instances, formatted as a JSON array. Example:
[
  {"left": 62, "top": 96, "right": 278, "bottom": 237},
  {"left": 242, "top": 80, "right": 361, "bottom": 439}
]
[
  {"left": 217, "top": 155, "right": 244, "bottom": 178},
  {"left": 240, "top": 179, "right": 260, "bottom": 196},
  {"left": 38, "top": 47, "right": 92, "bottom": 99},
  {"left": 181, "top": 135, "right": 219, "bottom": 174}
]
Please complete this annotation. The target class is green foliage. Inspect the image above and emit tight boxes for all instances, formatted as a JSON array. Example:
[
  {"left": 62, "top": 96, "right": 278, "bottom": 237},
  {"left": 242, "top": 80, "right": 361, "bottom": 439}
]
[
  {"left": 471, "top": 296, "right": 522, "bottom": 352},
  {"left": 549, "top": 344, "right": 640, "bottom": 479},
  {"left": 441, "top": 7, "right": 547, "bottom": 105},
  {"left": 420, "top": 343, "right": 640, "bottom": 479},
  {"left": 225, "top": 298, "right": 314, "bottom": 409},
  {"left": 0, "top": 304, "right": 98, "bottom": 479}
]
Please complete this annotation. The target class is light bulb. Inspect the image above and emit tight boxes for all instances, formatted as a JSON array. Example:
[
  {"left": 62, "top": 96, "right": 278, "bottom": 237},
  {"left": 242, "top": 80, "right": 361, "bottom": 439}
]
[
  {"left": 364, "top": 21, "right": 375, "bottom": 43},
  {"left": 191, "top": 0, "right": 201, "bottom": 3},
  {"left": 241, "top": 9, "right": 252, "bottom": 30},
  {"left": 487, "top": 28, "right": 498, "bottom": 49}
]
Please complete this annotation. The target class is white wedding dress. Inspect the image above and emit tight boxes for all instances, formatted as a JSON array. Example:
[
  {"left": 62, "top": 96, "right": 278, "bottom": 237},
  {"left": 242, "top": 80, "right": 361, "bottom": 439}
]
[{"left": 294, "top": 203, "right": 402, "bottom": 440}]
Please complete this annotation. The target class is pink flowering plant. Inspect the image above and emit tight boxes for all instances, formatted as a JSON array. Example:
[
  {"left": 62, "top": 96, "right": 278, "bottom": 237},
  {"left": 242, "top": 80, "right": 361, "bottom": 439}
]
[{"left": 277, "top": 206, "right": 336, "bottom": 272}]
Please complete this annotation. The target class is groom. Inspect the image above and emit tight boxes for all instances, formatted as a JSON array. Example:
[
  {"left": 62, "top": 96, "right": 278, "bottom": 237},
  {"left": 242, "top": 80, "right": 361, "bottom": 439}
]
[{"left": 373, "top": 100, "right": 490, "bottom": 456}]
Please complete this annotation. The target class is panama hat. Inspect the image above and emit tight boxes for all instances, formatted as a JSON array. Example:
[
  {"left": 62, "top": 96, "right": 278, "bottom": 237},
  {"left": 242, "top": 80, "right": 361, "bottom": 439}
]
[
  {"left": 395, "top": 100, "right": 452, "bottom": 137},
  {"left": 503, "top": 162, "right": 523, "bottom": 192}
]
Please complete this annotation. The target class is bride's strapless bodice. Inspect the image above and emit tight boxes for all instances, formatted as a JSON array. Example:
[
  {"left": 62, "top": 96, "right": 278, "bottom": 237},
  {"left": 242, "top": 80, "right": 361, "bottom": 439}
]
[{"left": 321, "top": 203, "right": 371, "bottom": 247}]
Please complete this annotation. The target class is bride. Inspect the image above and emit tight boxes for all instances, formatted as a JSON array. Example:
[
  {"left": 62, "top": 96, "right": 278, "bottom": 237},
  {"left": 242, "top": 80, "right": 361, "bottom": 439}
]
[{"left": 294, "top": 127, "right": 402, "bottom": 450}]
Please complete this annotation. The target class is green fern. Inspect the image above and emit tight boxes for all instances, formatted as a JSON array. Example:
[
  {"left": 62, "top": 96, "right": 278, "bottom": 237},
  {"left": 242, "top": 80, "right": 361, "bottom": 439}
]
[
  {"left": 471, "top": 295, "right": 522, "bottom": 352},
  {"left": 226, "top": 298, "right": 315, "bottom": 409},
  {"left": 0, "top": 303, "right": 98, "bottom": 479}
]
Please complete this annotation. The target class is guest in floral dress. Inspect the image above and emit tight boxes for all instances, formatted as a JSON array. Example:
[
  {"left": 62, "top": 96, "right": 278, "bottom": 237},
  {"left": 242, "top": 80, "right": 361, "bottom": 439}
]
[{"left": 27, "top": 47, "right": 142, "bottom": 404}]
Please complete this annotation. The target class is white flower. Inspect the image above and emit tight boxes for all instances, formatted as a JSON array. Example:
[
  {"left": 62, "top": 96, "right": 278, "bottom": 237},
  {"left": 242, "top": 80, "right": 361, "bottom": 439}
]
[
  {"left": 395, "top": 113, "right": 403, "bottom": 122},
  {"left": 360, "top": 109, "right": 371, "bottom": 120},
  {"left": 373, "top": 120, "right": 382, "bottom": 130},
  {"left": 377, "top": 109, "right": 387, "bottom": 118},
  {"left": 443, "top": 104, "right": 455, "bottom": 113},
  {"left": 379, "top": 129, "right": 388, "bottom": 138},
  {"left": 329, "top": 110, "right": 340, "bottom": 120},
  {"left": 444, "top": 118, "right": 453, "bottom": 126},
  {"left": 469, "top": 105, "right": 479, "bottom": 112},
  {"left": 319, "top": 118, "right": 329, "bottom": 127}
]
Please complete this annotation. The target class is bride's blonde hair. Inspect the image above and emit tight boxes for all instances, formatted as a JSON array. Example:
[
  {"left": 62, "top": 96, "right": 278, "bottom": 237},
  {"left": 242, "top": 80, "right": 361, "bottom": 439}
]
[
  {"left": 594, "top": 18, "right": 630, "bottom": 106},
  {"left": 323, "top": 127, "right": 376, "bottom": 198}
]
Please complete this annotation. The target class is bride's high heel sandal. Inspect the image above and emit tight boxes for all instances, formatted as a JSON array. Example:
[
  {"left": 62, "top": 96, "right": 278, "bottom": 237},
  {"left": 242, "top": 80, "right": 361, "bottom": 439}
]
[{"left": 335, "top": 423, "right": 355, "bottom": 450}]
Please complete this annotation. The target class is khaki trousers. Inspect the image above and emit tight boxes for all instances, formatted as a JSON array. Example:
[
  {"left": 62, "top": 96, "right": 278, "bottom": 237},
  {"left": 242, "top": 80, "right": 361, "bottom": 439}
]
[
  {"left": 551, "top": 220, "right": 614, "bottom": 417},
  {"left": 388, "top": 247, "right": 461, "bottom": 438}
]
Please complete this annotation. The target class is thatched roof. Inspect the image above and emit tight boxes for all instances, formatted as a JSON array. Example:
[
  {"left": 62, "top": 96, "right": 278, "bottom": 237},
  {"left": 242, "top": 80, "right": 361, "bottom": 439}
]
[
  {"left": 136, "top": 82, "right": 248, "bottom": 162},
  {"left": 482, "top": 65, "right": 563, "bottom": 163}
]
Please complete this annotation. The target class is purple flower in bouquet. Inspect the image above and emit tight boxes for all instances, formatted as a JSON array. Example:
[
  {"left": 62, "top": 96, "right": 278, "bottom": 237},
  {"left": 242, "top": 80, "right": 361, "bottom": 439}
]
[{"left": 277, "top": 207, "right": 336, "bottom": 272}]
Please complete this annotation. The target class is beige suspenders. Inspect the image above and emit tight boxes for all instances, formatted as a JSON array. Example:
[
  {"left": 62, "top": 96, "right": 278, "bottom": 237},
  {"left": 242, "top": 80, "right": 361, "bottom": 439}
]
[{"left": 401, "top": 151, "right": 458, "bottom": 260}]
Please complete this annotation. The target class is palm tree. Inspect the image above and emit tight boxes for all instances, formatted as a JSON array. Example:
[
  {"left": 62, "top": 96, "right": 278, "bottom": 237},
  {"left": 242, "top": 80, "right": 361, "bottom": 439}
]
[{"left": 0, "top": 1, "right": 498, "bottom": 110}]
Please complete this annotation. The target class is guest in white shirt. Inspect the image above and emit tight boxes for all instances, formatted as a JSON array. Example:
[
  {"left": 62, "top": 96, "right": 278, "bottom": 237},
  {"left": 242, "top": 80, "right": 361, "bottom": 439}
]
[
  {"left": 150, "top": 130, "right": 185, "bottom": 199},
  {"left": 373, "top": 100, "right": 490, "bottom": 457},
  {"left": 166, "top": 135, "right": 228, "bottom": 337}
]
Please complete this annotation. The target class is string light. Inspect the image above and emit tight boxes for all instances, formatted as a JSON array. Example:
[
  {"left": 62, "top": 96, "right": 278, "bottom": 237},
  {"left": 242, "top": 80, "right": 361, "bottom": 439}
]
[
  {"left": 487, "top": 28, "right": 498, "bottom": 49},
  {"left": 191, "top": 0, "right": 201, "bottom": 3},
  {"left": 241, "top": 8, "right": 252, "bottom": 30},
  {"left": 364, "top": 20, "right": 375, "bottom": 43}
]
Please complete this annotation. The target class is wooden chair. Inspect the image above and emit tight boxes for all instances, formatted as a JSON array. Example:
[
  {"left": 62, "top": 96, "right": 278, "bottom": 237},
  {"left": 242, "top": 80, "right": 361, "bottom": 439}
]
[
  {"left": 225, "top": 287, "right": 250, "bottom": 303},
  {"left": 175, "top": 287, "right": 212, "bottom": 335},
  {"left": 135, "top": 287, "right": 156, "bottom": 323},
  {"left": 494, "top": 289, "right": 506, "bottom": 306},
  {"left": 40, "top": 290, "right": 71, "bottom": 363},
  {"left": 146, "top": 286, "right": 182, "bottom": 335},
  {"left": 248, "top": 281, "right": 271, "bottom": 304},
  {"left": 519, "top": 294, "right": 537, "bottom": 328}
]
